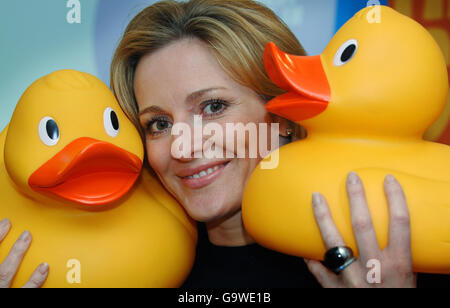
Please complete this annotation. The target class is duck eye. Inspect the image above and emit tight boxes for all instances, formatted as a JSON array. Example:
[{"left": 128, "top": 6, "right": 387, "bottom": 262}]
[
  {"left": 39, "top": 117, "right": 60, "bottom": 146},
  {"left": 334, "top": 39, "right": 358, "bottom": 67},
  {"left": 104, "top": 107, "right": 120, "bottom": 137}
]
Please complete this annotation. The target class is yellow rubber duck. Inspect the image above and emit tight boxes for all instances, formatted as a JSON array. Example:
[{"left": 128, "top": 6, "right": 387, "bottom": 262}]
[
  {"left": 243, "top": 6, "right": 450, "bottom": 274},
  {"left": 0, "top": 70, "right": 197, "bottom": 287}
]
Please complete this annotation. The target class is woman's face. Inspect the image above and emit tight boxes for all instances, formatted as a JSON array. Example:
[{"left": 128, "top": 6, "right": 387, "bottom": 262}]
[{"left": 134, "top": 38, "right": 273, "bottom": 223}]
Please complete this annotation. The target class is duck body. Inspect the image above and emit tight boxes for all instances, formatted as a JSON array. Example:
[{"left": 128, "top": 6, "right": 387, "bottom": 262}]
[
  {"left": 243, "top": 6, "right": 450, "bottom": 274},
  {"left": 0, "top": 70, "right": 196, "bottom": 287},
  {"left": 243, "top": 137, "right": 450, "bottom": 274}
]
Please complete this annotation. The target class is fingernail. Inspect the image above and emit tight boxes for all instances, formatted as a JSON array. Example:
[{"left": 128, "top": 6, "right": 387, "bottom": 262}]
[
  {"left": 38, "top": 263, "right": 49, "bottom": 275},
  {"left": 347, "top": 172, "right": 360, "bottom": 185},
  {"left": 19, "top": 231, "right": 31, "bottom": 242},
  {"left": 386, "top": 174, "right": 396, "bottom": 183},
  {"left": 0, "top": 218, "right": 10, "bottom": 228},
  {"left": 312, "top": 192, "right": 322, "bottom": 206}
]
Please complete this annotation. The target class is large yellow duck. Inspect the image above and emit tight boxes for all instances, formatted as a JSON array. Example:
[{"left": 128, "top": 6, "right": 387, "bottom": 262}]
[
  {"left": 0, "top": 70, "right": 197, "bottom": 287},
  {"left": 243, "top": 6, "right": 450, "bottom": 274}
]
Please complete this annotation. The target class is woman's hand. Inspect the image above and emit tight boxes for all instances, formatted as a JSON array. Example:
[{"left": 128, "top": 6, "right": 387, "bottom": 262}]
[
  {"left": 0, "top": 219, "right": 49, "bottom": 288},
  {"left": 305, "top": 172, "right": 417, "bottom": 288}
]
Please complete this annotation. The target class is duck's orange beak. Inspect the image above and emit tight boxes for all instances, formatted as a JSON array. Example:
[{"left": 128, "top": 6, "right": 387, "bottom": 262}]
[
  {"left": 28, "top": 138, "right": 142, "bottom": 206},
  {"left": 264, "top": 42, "right": 331, "bottom": 122}
]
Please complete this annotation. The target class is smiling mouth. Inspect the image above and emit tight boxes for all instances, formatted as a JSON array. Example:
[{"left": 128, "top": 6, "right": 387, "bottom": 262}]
[
  {"left": 178, "top": 161, "right": 231, "bottom": 189},
  {"left": 181, "top": 161, "right": 230, "bottom": 179},
  {"left": 184, "top": 164, "right": 220, "bottom": 179}
]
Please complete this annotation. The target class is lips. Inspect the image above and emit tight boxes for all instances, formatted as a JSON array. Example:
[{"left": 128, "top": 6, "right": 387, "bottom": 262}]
[
  {"left": 263, "top": 42, "right": 331, "bottom": 122},
  {"left": 177, "top": 160, "right": 231, "bottom": 179},
  {"left": 28, "top": 137, "right": 142, "bottom": 206},
  {"left": 177, "top": 160, "right": 231, "bottom": 190}
]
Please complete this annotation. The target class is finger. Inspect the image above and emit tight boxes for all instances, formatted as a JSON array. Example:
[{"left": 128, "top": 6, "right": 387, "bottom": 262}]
[
  {"left": 384, "top": 175, "right": 412, "bottom": 260},
  {"left": 0, "top": 231, "right": 32, "bottom": 288},
  {"left": 312, "top": 193, "right": 346, "bottom": 249},
  {"left": 312, "top": 193, "right": 365, "bottom": 283},
  {"left": 22, "top": 263, "right": 49, "bottom": 289},
  {"left": 0, "top": 219, "right": 12, "bottom": 242},
  {"left": 304, "top": 259, "right": 340, "bottom": 288},
  {"left": 347, "top": 172, "right": 380, "bottom": 260}
]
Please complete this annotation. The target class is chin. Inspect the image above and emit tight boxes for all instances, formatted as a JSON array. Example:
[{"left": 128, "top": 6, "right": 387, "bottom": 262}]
[
  {"left": 163, "top": 158, "right": 250, "bottom": 223},
  {"left": 182, "top": 190, "right": 241, "bottom": 223}
]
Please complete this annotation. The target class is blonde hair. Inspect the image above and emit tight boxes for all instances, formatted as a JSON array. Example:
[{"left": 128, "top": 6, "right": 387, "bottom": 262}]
[{"left": 111, "top": 0, "right": 306, "bottom": 137}]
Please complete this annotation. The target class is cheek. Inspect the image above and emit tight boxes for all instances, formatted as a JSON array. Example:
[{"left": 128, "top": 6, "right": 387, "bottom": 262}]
[
  {"left": 145, "top": 138, "right": 172, "bottom": 174},
  {"left": 220, "top": 112, "right": 271, "bottom": 159}
]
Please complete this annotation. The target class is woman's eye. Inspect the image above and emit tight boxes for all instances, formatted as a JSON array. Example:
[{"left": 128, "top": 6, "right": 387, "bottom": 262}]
[
  {"left": 333, "top": 39, "right": 358, "bottom": 67},
  {"left": 104, "top": 107, "right": 120, "bottom": 137},
  {"left": 39, "top": 117, "right": 60, "bottom": 146},
  {"left": 148, "top": 120, "right": 173, "bottom": 134},
  {"left": 203, "top": 101, "right": 227, "bottom": 116}
]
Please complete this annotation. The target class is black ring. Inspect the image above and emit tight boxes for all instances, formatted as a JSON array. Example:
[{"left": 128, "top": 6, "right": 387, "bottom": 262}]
[{"left": 323, "top": 246, "right": 356, "bottom": 275}]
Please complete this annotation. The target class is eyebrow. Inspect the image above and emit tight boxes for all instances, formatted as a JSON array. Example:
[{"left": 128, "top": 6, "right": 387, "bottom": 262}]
[
  {"left": 139, "top": 87, "right": 226, "bottom": 116},
  {"left": 139, "top": 105, "right": 168, "bottom": 117},
  {"left": 186, "top": 87, "right": 226, "bottom": 104}
]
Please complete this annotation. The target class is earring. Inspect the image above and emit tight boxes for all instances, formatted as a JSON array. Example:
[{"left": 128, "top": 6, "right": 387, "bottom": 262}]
[
  {"left": 284, "top": 128, "right": 293, "bottom": 142},
  {"left": 286, "top": 128, "right": 293, "bottom": 137}
]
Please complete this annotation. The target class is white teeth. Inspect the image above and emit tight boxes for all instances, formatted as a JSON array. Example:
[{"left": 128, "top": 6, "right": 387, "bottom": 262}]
[{"left": 185, "top": 164, "right": 225, "bottom": 180}]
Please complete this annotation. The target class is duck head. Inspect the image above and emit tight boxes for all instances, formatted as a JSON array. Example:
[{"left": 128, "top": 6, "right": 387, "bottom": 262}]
[
  {"left": 4, "top": 70, "right": 144, "bottom": 207},
  {"left": 264, "top": 6, "right": 448, "bottom": 138}
]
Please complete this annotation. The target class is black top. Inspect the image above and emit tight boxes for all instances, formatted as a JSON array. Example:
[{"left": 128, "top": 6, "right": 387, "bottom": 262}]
[
  {"left": 182, "top": 223, "right": 321, "bottom": 288},
  {"left": 182, "top": 223, "right": 450, "bottom": 288}
]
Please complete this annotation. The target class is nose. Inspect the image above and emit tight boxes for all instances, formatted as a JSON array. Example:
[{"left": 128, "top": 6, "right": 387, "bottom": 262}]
[{"left": 170, "top": 115, "right": 205, "bottom": 162}]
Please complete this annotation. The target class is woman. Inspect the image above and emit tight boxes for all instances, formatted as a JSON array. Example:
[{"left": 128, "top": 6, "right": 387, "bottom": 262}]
[
  {"left": 0, "top": 0, "right": 444, "bottom": 288},
  {"left": 110, "top": 0, "right": 418, "bottom": 288}
]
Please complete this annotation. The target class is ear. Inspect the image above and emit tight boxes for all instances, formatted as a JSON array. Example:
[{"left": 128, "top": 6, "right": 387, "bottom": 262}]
[
  {"left": 270, "top": 113, "right": 308, "bottom": 141},
  {"left": 270, "top": 114, "right": 292, "bottom": 137}
]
